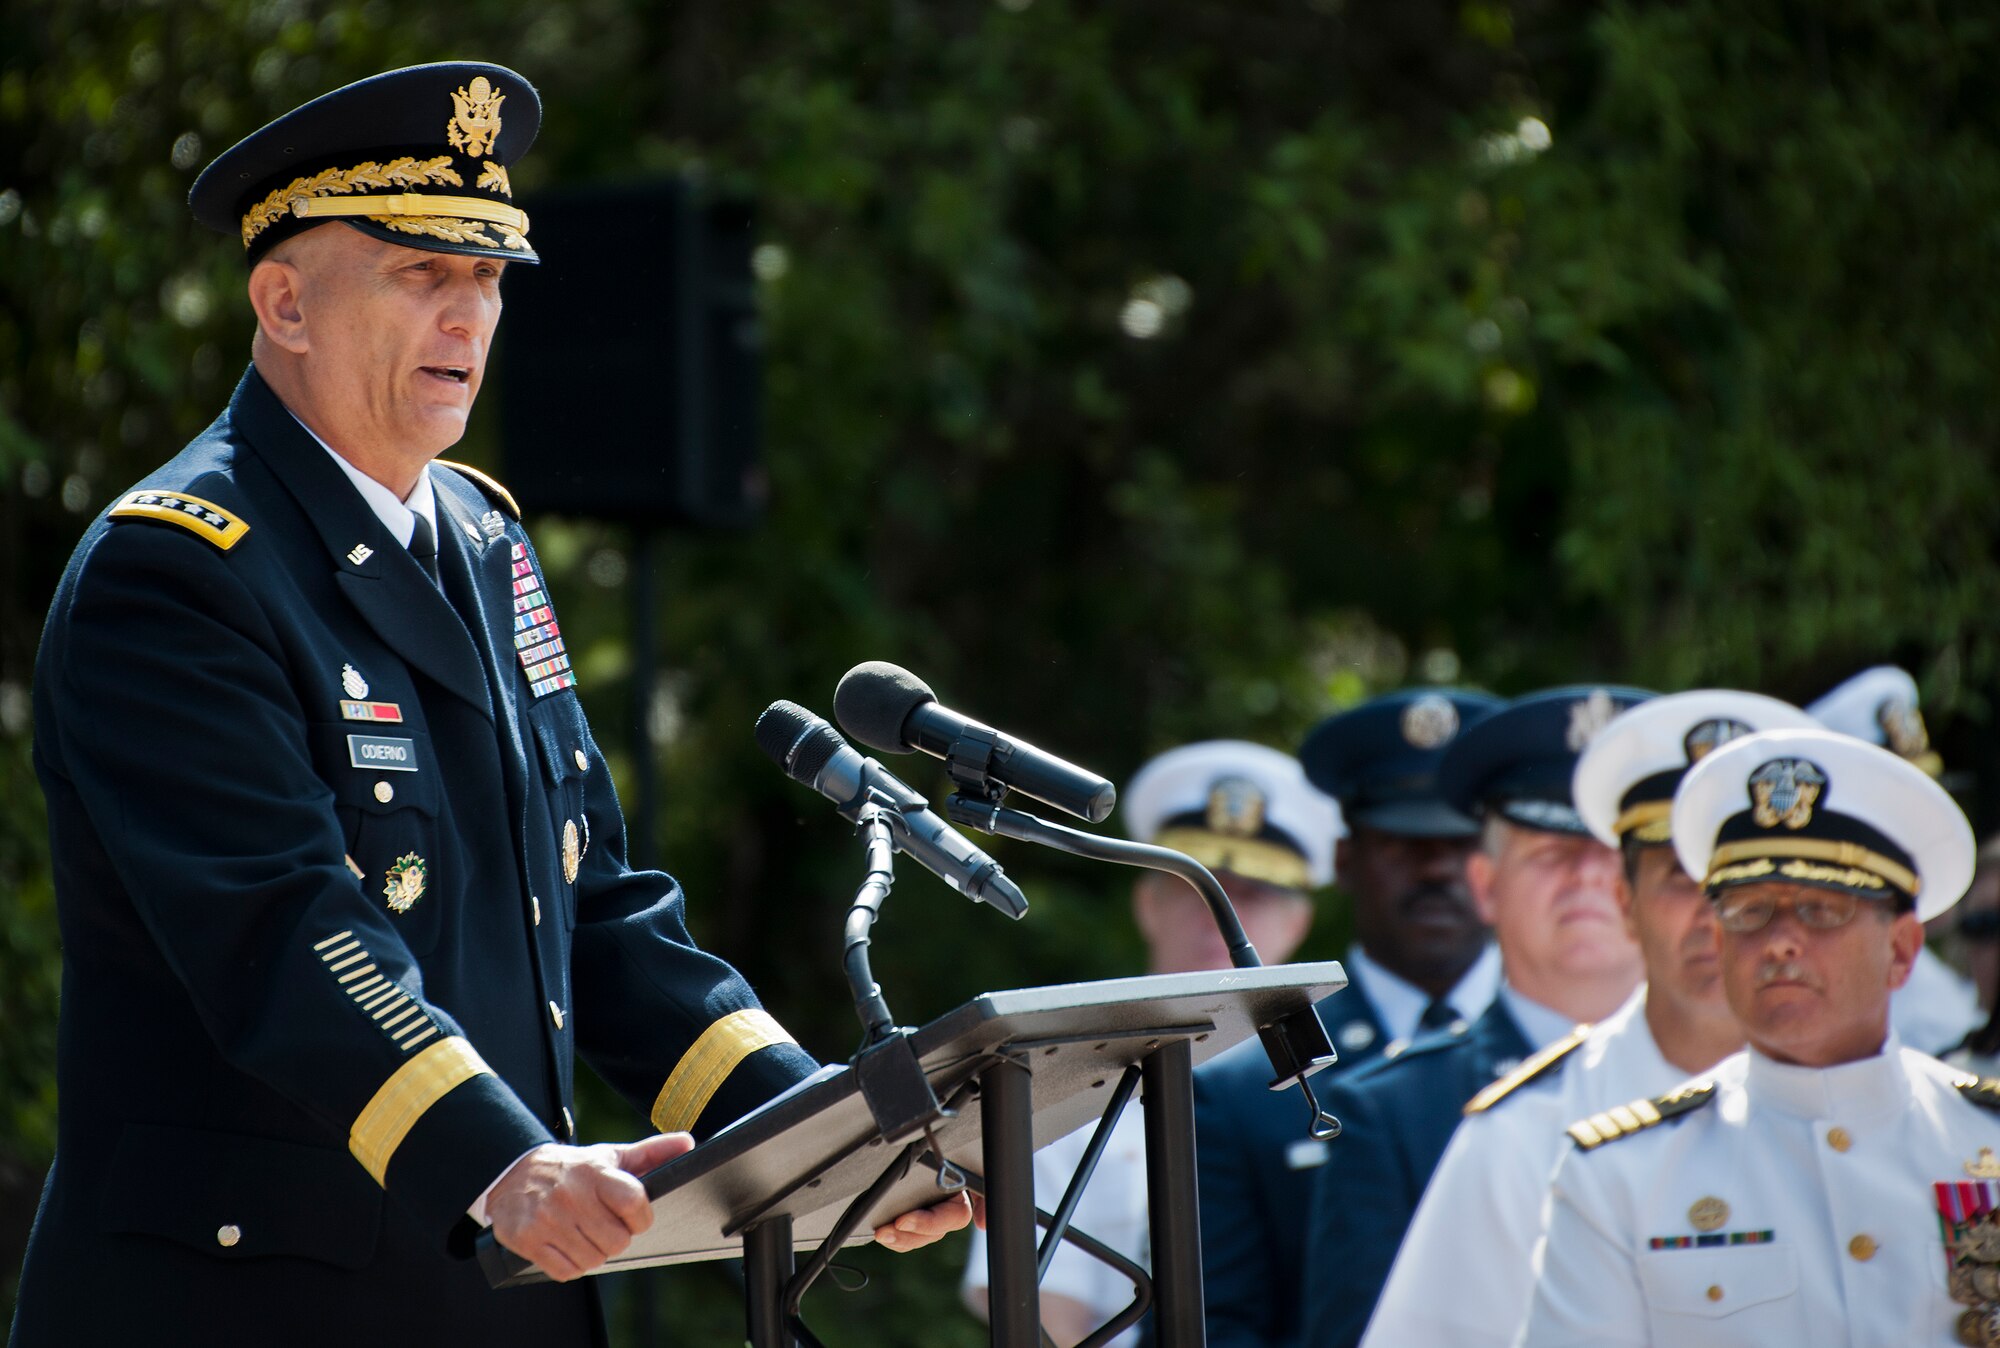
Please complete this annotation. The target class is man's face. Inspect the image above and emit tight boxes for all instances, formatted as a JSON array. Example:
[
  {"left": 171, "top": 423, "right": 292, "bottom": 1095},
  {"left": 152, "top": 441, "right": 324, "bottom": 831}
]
[
  {"left": 1338, "top": 826, "right": 1484, "bottom": 983},
  {"left": 1621, "top": 844, "right": 1725, "bottom": 1012},
  {"left": 1131, "top": 869, "right": 1313, "bottom": 973},
  {"left": 1467, "top": 822, "right": 1633, "bottom": 982},
  {"left": 270, "top": 225, "right": 506, "bottom": 458},
  {"left": 1716, "top": 880, "right": 1923, "bottom": 1067}
]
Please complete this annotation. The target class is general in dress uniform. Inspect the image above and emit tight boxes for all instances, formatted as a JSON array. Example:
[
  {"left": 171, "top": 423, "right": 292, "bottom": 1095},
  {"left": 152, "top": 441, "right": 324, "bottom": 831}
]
[
  {"left": 7, "top": 64, "right": 970, "bottom": 1347},
  {"left": 1520, "top": 727, "right": 2000, "bottom": 1346},
  {"left": 1192, "top": 689, "right": 1502, "bottom": 1348},
  {"left": 1359, "top": 690, "right": 1817, "bottom": 1348},
  {"left": 1299, "top": 685, "right": 1651, "bottom": 1348}
]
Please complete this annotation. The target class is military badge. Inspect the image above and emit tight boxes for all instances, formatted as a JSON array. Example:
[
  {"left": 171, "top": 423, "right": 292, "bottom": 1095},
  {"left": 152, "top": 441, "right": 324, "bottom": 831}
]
[
  {"left": 1970, "top": 1149, "right": 2000, "bottom": 1180},
  {"left": 383, "top": 853, "right": 426, "bottom": 913},
  {"left": 510, "top": 543, "right": 577, "bottom": 697},
  {"left": 1684, "top": 718, "right": 1753, "bottom": 764},
  {"left": 342, "top": 664, "right": 369, "bottom": 700},
  {"left": 1749, "top": 758, "right": 1826, "bottom": 831},
  {"left": 446, "top": 76, "right": 504, "bottom": 158},
  {"left": 1687, "top": 1196, "right": 1730, "bottom": 1232},
  {"left": 1565, "top": 689, "right": 1618, "bottom": 752},
  {"left": 480, "top": 510, "right": 507, "bottom": 539},
  {"left": 1880, "top": 696, "right": 1932, "bottom": 760},
  {"left": 1936, "top": 1180, "right": 2000, "bottom": 1344},
  {"left": 346, "top": 543, "right": 374, "bottom": 566},
  {"left": 562, "top": 819, "right": 581, "bottom": 884},
  {"left": 1338, "top": 1020, "right": 1377, "bottom": 1053},
  {"left": 1206, "top": 777, "right": 1267, "bottom": 838},
  {"left": 1401, "top": 694, "right": 1460, "bottom": 750}
]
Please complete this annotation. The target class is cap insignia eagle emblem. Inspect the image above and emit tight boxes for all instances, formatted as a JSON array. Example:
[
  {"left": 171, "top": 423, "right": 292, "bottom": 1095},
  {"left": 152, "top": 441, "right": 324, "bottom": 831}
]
[
  {"left": 1206, "top": 777, "right": 1267, "bottom": 839},
  {"left": 1878, "top": 696, "right": 1932, "bottom": 761},
  {"left": 1565, "top": 689, "right": 1618, "bottom": 753},
  {"left": 1401, "top": 695, "right": 1460, "bottom": 750},
  {"left": 1684, "top": 718, "right": 1754, "bottom": 764},
  {"left": 447, "top": 77, "right": 505, "bottom": 159},
  {"left": 1749, "top": 758, "right": 1827, "bottom": 831}
]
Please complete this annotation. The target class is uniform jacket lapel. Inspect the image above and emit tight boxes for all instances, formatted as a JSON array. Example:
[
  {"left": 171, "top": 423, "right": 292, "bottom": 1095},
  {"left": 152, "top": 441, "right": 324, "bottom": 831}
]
[
  {"left": 230, "top": 368, "right": 493, "bottom": 723},
  {"left": 434, "top": 484, "right": 532, "bottom": 810}
]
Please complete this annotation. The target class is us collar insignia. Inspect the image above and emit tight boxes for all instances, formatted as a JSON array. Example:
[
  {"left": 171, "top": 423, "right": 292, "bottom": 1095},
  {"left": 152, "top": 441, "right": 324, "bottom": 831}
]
[
  {"left": 1750, "top": 757, "right": 1826, "bottom": 831},
  {"left": 447, "top": 77, "right": 504, "bottom": 158},
  {"left": 480, "top": 510, "right": 507, "bottom": 539},
  {"left": 1401, "top": 695, "right": 1460, "bottom": 750},
  {"left": 1206, "top": 776, "right": 1267, "bottom": 838},
  {"left": 1565, "top": 688, "right": 1618, "bottom": 752},
  {"left": 1685, "top": 718, "right": 1753, "bottom": 764},
  {"left": 347, "top": 543, "right": 374, "bottom": 566},
  {"left": 461, "top": 519, "right": 483, "bottom": 543},
  {"left": 341, "top": 664, "right": 369, "bottom": 700},
  {"left": 384, "top": 853, "right": 427, "bottom": 914}
]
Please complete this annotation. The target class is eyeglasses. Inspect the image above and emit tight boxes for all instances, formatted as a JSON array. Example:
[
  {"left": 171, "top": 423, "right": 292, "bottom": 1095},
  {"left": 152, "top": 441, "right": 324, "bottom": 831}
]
[{"left": 1712, "top": 888, "right": 1891, "bottom": 933}]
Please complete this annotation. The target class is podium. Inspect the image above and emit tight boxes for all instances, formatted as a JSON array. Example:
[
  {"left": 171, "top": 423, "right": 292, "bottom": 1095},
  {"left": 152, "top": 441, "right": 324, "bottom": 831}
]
[{"left": 479, "top": 960, "right": 1345, "bottom": 1346}]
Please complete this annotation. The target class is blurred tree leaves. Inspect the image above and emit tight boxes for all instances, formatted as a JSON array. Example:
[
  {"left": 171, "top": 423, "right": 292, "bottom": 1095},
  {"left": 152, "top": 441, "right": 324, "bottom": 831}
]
[{"left": 7, "top": 0, "right": 2000, "bottom": 1340}]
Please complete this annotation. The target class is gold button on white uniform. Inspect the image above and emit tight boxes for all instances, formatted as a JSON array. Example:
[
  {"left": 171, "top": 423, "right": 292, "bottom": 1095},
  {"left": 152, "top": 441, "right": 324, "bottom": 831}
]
[
  {"left": 216, "top": 1224, "right": 241, "bottom": 1248},
  {"left": 574, "top": 748, "right": 588, "bottom": 772},
  {"left": 1705, "top": 1285, "right": 1722, "bottom": 1302},
  {"left": 549, "top": 1001, "right": 564, "bottom": 1029},
  {"left": 373, "top": 781, "right": 394, "bottom": 804},
  {"left": 1849, "top": 1233, "right": 1877, "bottom": 1261},
  {"left": 1827, "top": 1126, "right": 1851, "bottom": 1152}
]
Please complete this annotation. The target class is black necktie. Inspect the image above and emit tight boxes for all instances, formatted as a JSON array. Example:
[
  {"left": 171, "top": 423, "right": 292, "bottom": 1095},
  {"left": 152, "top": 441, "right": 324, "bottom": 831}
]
[
  {"left": 408, "top": 512, "right": 441, "bottom": 588},
  {"left": 1420, "top": 999, "right": 1457, "bottom": 1031}
]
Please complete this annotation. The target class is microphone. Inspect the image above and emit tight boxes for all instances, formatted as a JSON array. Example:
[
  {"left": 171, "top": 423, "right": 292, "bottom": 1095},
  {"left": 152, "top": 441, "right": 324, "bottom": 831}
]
[
  {"left": 831, "top": 662, "right": 1117, "bottom": 824},
  {"left": 755, "top": 700, "right": 1029, "bottom": 919}
]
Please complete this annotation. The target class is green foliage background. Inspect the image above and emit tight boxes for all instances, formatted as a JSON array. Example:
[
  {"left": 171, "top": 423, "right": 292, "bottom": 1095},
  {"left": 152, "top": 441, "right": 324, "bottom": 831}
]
[{"left": 5, "top": 0, "right": 1999, "bottom": 1341}]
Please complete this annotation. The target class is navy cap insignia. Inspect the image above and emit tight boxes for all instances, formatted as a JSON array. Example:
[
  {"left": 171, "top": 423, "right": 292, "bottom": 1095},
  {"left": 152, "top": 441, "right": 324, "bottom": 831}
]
[
  {"left": 1401, "top": 695, "right": 1461, "bottom": 750},
  {"left": 447, "top": 76, "right": 505, "bottom": 158},
  {"left": 1206, "top": 777, "right": 1267, "bottom": 839},
  {"left": 341, "top": 664, "right": 369, "bottom": 700},
  {"left": 1684, "top": 717, "right": 1754, "bottom": 763},
  {"left": 1750, "top": 757, "right": 1826, "bottom": 831},
  {"left": 1879, "top": 697, "right": 1932, "bottom": 760},
  {"left": 384, "top": 853, "right": 426, "bottom": 913},
  {"left": 1566, "top": 689, "right": 1618, "bottom": 752}
]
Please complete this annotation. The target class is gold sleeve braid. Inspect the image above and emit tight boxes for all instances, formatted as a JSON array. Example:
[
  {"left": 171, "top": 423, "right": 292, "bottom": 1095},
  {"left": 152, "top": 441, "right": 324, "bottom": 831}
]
[
  {"left": 649, "top": 1009, "right": 798, "bottom": 1134},
  {"left": 350, "top": 1036, "right": 494, "bottom": 1184}
]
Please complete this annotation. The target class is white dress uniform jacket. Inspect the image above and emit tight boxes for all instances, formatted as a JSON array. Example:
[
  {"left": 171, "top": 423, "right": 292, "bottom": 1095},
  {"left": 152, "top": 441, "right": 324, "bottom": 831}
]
[
  {"left": 1360, "top": 986, "right": 1685, "bottom": 1348},
  {"left": 1519, "top": 1039, "right": 2000, "bottom": 1347}
]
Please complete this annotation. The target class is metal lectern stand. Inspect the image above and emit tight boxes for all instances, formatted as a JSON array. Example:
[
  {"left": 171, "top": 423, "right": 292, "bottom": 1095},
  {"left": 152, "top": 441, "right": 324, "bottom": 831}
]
[{"left": 478, "top": 961, "right": 1345, "bottom": 1347}]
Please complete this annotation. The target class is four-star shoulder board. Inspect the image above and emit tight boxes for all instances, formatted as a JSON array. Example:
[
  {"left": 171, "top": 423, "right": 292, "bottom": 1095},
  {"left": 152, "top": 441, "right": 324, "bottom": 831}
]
[
  {"left": 109, "top": 491, "right": 249, "bottom": 550},
  {"left": 1464, "top": 1022, "right": 1592, "bottom": 1116},
  {"left": 1567, "top": 1079, "right": 1717, "bottom": 1150}
]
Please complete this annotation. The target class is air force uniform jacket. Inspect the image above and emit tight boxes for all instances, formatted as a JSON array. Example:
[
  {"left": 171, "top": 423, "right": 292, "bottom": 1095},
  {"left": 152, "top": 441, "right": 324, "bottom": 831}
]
[
  {"left": 1520, "top": 1041, "right": 2000, "bottom": 1347},
  {"left": 1361, "top": 987, "right": 1688, "bottom": 1348},
  {"left": 12, "top": 367, "right": 818, "bottom": 1346}
]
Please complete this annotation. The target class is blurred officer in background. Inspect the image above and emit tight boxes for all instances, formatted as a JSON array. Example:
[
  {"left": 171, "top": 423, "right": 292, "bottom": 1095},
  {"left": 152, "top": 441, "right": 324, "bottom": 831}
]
[
  {"left": 963, "top": 741, "right": 1340, "bottom": 1348},
  {"left": 1298, "top": 685, "right": 1651, "bottom": 1348},
  {"left": 1194, "top": 689, "right": 1502, "bottom": 1348}
]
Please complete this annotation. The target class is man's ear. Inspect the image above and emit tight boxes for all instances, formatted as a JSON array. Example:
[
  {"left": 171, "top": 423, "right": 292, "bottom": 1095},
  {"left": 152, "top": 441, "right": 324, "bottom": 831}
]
[
  {"left": 247, "top": 255, "right": 310, "bottom": 354},
  {"left": 1465, "top": 848, "right": 1498, "bottom": 925},
  {"left": 1885, "top": 910, "right": 1925, "bottom": 992}
]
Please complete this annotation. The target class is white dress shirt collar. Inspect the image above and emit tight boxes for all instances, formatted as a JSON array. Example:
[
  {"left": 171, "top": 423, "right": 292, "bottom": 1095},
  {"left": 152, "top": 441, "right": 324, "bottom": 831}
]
[
  {"left": 1497, "top": 980, "right": 1583, "bottom": 1053},
  {"left": 290, "top": 411, "right": 438, "bottom": 550},
  {"left": 1744, "top": 1033, "right": 1908, "bottom": 1123},
  {"left": 1348, "top": 941, "right": 1502, "bottom": 1044}
]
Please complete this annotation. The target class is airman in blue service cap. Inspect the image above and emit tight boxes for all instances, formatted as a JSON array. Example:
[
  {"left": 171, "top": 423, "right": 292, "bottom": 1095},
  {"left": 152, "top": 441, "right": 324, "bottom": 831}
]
[
  {"left": 189, "top": 61, "right": 542, "bottom": 265},
  {"left": 1438, "top": 685, "right": 1655, "bottom": 836},
  {"left": 1300, "top": 688, "right": 1504, "bottom": 837}
]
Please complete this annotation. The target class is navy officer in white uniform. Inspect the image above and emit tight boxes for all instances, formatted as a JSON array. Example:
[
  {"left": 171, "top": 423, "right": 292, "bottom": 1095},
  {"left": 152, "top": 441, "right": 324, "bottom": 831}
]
[
  {"left": 1360, "top": 690, "right": 1816, "bottom": 1347},
  {"left": 1519, "top": 728, "right": 2000, "bottom": 1346}
]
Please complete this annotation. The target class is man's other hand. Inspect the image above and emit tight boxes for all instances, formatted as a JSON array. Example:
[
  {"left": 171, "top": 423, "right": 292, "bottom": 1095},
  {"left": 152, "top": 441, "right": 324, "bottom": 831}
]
[
  {"left": 873, "top": 1189, "right": 982, "bottom": 1252},
  {"left": 488, "top": 1133, "right": 693, "bottom": 1281}
]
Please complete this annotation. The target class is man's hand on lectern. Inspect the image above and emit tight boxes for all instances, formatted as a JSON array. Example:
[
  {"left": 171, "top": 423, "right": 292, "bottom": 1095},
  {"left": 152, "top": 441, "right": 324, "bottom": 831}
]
[
  {"left": 489, "top": 1133, "right": 695, "bottom": 1281},
  {"left": 873, "top": 1190, "right": 984, "bottom": 1252}
]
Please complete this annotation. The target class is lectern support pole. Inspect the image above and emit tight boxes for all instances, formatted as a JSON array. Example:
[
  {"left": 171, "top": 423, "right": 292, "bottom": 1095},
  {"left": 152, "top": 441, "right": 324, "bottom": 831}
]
[
  {"left": 981, "top": 1055, "right": 1041, "bottom": 1348},
  {"left": 1144, "top": 1037, "right": 1204, "bottom": 1347},
  {"left": 744, "top": 1215, "right": 795, "bottom": 1348}
]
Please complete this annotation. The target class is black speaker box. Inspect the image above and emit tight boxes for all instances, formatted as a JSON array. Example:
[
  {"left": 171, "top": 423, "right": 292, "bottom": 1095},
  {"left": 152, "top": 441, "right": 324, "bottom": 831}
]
[{"left": 495, "top": 179, "right": 764, "bottom": 527}]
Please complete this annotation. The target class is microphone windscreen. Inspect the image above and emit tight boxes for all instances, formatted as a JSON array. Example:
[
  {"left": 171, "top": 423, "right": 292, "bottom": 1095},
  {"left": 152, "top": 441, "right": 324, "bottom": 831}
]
[
  {"left": 753, "top": 700, "right": 817, "bottom": 769},
  {"left": 834, "top": 661, "right": 934, "bottom": 753}
]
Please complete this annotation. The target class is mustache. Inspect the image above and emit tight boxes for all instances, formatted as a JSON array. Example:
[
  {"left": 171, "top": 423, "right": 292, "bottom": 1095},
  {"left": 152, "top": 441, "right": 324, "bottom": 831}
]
[{"left": 1756, "top": 959, "right": 1816, "bottom": 990}]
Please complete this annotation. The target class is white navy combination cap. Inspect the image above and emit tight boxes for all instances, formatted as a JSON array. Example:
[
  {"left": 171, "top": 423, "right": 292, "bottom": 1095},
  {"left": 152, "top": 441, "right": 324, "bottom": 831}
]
[
  {"left": 1672, "top": 728, "right": 1976, "bottom": 922},
  {"left": 1123, "top": 741, "right": 1343, "bottom": 890},
  {"left": 1806, "top": 665, "right": 1941, "bottom": 777},
  {"left": 1573, "top": 690, "right": 1822, "bottom": 848}
]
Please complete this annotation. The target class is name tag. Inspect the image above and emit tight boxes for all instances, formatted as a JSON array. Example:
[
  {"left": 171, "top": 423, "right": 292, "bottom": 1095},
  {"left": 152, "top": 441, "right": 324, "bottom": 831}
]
[{"left": 347, "top": 735, "right": 418, "bottom": 771}]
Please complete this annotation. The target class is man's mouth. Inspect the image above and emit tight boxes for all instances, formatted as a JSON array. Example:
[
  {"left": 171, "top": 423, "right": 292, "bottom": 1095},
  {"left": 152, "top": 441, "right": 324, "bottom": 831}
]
[{"left": 422, "top": 366, "right": 471, "bottom": 384}]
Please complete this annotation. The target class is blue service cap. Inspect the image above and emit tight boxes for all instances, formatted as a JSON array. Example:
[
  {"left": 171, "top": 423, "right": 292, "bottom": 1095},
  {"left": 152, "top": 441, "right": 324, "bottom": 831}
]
[
  {"left": 1298, "top": 688, "right": 1504, "bottom": 837},
  {"left": 190, "top": 62, "right": 541, "bottom": 266},
  {"left": 1438, "top": 685, "right": 1655, "bottom": 836}
]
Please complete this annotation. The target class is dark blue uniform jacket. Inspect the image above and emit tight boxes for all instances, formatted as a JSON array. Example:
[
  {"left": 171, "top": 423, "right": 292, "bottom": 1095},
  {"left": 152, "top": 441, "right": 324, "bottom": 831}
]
[
  {"left": 1298, "top": 999, "right": 1536, "bottom": 1348},
  {"left": 11, "top": 368, "right": 817, "bottom": 1346},
  {"left": 1194, "top": 974, "right": 1392, "bottom": 1348}
]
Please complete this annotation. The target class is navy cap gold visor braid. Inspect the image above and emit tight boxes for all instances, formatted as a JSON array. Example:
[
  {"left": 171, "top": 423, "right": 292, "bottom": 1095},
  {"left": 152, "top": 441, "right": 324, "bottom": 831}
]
[{"left": 189, "top": 62, "right": 541, "bottom": 265}]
